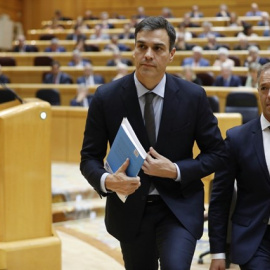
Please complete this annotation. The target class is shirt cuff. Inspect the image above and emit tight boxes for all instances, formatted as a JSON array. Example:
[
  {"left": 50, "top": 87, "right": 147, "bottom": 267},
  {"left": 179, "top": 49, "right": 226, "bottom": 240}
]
[
  {"left": 174, "top": 163, "right": 181, "bottom": 182},
  {"left": 100, "top": 172, "right": 110, "bottom": 193},
  {"left": 211, "top": 253, "right": 226, "bottom": 260}
]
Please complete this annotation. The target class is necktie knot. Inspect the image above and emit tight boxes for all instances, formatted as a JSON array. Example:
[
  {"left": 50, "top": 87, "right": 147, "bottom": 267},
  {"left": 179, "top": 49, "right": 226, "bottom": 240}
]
[{"left": 145, "top": 92, "right": 155, "bottom": 104}]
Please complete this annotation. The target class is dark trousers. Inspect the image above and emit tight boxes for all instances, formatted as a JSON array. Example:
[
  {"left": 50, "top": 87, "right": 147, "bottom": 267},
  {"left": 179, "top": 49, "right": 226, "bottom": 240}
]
[
  {"left": 120, "top": 198, "right": 197, "bottom": 270},
  {"left": 240, "top": 226, "right": 270, "bottom": 270}
]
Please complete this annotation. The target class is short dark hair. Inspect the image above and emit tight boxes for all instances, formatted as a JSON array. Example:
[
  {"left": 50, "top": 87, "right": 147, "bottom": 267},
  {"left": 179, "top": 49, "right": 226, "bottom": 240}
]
[
  {"left": 135, "top": 16, "right": 176, "bottom": 51},
  {"left": 257, "top": 62, "right": 270, "bottom": 82}
]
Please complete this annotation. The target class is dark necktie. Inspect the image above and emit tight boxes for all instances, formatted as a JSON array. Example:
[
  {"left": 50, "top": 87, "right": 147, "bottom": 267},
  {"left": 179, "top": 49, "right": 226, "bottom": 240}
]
[{"left": 144, "top": 92, "right": 156, "bottom": 146}]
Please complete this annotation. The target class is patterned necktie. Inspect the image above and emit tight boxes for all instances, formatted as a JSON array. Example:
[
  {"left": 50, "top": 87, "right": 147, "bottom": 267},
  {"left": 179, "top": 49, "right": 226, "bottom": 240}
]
[{"left": 144, "top": 92, "right": 156, "bottom": 146}]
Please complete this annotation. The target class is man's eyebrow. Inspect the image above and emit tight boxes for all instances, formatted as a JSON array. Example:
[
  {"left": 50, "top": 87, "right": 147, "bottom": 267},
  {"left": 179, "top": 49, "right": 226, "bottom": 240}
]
[{"left": 136, "top": 40, "right": 166, "bottom": 47}]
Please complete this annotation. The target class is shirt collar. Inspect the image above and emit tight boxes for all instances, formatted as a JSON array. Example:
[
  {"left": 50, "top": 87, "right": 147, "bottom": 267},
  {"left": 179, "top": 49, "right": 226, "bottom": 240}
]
[
  {"left": 134, "top": 73, "right": 166, "bottom": 98},
  {"left": 260, "top": 113, "right": 270, "bottom": 131}
]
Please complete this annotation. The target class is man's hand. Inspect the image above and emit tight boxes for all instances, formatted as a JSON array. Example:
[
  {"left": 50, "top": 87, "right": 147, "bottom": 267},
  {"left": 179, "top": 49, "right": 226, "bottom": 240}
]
[
  {"left": 209, "top": 259, "right": 226, "bottom": 270},
  {"left": 105, "top": 158, "right": 141, "bottom": 196},
  {"left": 142, "top": 147, "right": 177, "bottom": 179}
]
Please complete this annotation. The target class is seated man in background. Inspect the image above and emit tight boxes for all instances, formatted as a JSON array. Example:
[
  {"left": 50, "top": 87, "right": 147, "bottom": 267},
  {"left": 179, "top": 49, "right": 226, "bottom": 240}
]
[
  {"left": 70, "top": 84, "right": 93, "bottom": 107},
  {"left": 13, "top": 34, "right": 38, "bottom": 52},
  {"left": 0, "top": 65, "right": 10, "bottom": 83},
  {"left": 103, "top": 34, "right": 131, "bottom": 52},
  {"left": 213, "top": 62, "right": 242, "bottom": 87},
  {"left": 106, "top": 49, "right": 133, "bottom": 66},
  {"left": 66, "top": 25, "right": 86, "bottom": 41},
  {"left": 44, "top": 38, "right": 66, "bottom": 52},
  {"left": 245, "top": 62, "right": 261, "bottom": 88},
  {"left": 213, "top": 47, "right": 235, "bottom": 67},
  {"left": 76, "top": 63, "right": 105, "bottom": 85},
  {"left": 118, "top": 23, "right": 135, "bottom": 39},
  {"left": 68, "top": 49, "right": 91, "bottom": 67},
  {"left": 181, "top": 65, "right": 202, "bottom": 85},
  {"left": 244, "top": 45, "right": 270, "bottom": 67},
  {"left": 43, "top": 61, "right": 72, "bottom": 84},
  {"left": 182, "top": 46, "right": 210, "bottom": 67}
]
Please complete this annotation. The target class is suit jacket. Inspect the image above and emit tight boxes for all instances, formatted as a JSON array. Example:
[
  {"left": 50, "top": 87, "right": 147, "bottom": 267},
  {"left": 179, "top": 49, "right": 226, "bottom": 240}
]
[
  {"left": 213, "top": 75, "right": 242, "bottom": 87},
  {"left": 44, "top": 46, "right": 66, "bottom": 52},
  {"left": 76, "top": 75, "right": 105, "bottom": 85},
  {"left": 80, "top": 73, "right": 226, "bottom": 242},
  {"left": 209, "top": 118, "right": 270, "bottom": 265},
  {"left": 43, "top": 72, "right": 72, "bottom": 84},
  {"left": 13, "top": 45, "right": 38, "bottom": 52},
  {"left": 0, "top": 74, "right": 10, "bottom": 84},
  {"left": 182, "top": 57, "right": 210, "bottom": 67}
]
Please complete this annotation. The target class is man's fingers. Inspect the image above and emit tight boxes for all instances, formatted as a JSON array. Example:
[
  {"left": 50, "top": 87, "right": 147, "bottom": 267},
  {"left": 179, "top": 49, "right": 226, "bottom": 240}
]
[{"left": 117, "top": 158, "right": 130, "bottom": 173}]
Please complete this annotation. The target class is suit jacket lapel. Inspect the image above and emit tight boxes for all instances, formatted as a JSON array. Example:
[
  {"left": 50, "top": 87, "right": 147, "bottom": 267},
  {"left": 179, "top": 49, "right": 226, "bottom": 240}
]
[{"left": 252, "top": 119, "right": 270, "bottom": 183}]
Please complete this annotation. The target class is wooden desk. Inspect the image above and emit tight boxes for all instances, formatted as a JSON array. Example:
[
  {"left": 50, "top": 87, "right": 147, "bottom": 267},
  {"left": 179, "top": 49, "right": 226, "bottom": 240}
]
[
  {"left": 2, "top": 50, "right": 270, "bottom": 67},
  {"left": 3, "top": 66, "right": 249, "bottom": 85},
  {"left": 27, "top": 25, "right": 268, "bottom": 40},
  {"left": 41, "top": 16, "right": 263, "bottom": 29},
  {"left": 7, "top": 83, "right": 259, "bottom": 112}
]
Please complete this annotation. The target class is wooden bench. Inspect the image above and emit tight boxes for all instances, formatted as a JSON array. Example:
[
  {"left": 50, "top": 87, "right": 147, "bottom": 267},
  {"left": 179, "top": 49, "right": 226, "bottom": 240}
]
[
  {"left": 17, "top": 36, "right": 270, "bottom": 52},
  {"left": 7, "top": 83, "right": 259, "bottom": 112},
  {"left": 26, "top": 25, "right": 269, "bottom": 40},
  {"left": 41, "top": 16, "right": 263, "bottom": 29},
  {"left": 3, "top": 65, "right": 250, "bottom": 84},
  {"left": 2, "top": 50, "right": 270, "bottom": 67}
]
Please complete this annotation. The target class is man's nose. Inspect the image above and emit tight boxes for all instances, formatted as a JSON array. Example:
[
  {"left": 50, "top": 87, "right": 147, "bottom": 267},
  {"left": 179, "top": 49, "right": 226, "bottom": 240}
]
[{"left": 145, "top": 48, "right": 153, "bottom": 58}]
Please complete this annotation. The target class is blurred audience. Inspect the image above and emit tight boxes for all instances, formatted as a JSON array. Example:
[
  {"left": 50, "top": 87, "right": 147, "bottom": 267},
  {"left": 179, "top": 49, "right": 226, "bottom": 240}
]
[
  {"left": 244, "top": 45, "right": 270, "bottom": 67},
  {"left": 70, "top": 84, "right": 93, "bottom": 107},
  {"left": 237, "top": 23, "right": 258, "bottom": 38},
  {"left": 13, "top": 34, "right": 38, "bottom": 52},
  {"left": 182, "top": 46, "right": 210, "bottom": 67},
  {"left": 118, "top": 23, "right": 135, "bottom": 39},
  {"left": 103, "top": 34, "right": 131, "bottom": 52},
  {"left": 176, "top": 22, "right": 193, "bottom": 41},
  {"left": 244, "top": 62, "right": 261, "bottom": 88},
  {"left": 189, "top": 5, "right": 204, "bottom": 18},
  {"left": 213, "top": 63, "right": 242, "bottom": 87},
  {"left": 76, "top": 63, "right": 105, "bottom": 85},
  {"left": 135, "top": 6, "right": 147, "bottom": 19},
  {"left": 175, "top": 32, "right": 194, "bottom": 51},
  {"left": 112, "top": 63, "right": 129, "bottom": 81},
  {"left": 161, "top": 7, "right": 174, "bottom": 18},
  {"left": 213, "top": 47, "right": 235, "bottom": 67},
  {"left": 44, "top": 38, "right": 66, "bottom": 52},
  {"left": 90, "top": 24, "right": 110, "bottom": 40},
  {"left": 203, "top": 34, "right": 222, "bottom": 50},
  {"left": 257, "top": 11, "right": 270, "bottom": 26},
  {"left": 68, "top": 50, "right": 91, "bottom": 68},
  {"left": 83, "top": 10, "right": 98, "bottom": 21},
  {"left": 74, "top": 37, "right": 100, "bottom": 52},
  {"left": 216, "top": 4, "right": 231, "bottom": 17},
  {"left": 99, "top": 11, "right": 115, "bottom": 29},
  {"left": 106, "top": 49, "right": 133, "bottom": 66},
  {"left": 233, "top": 34, "right": 251, "bottom": 50},
  {"left": 66, "top": 25, "right": 86, "bottom": 41},
  {"left": 181, "top": 65, "right": 202, "bottom": 85},
  {"left": 198, "top": 21, "right": 221, "bottom": 38},
  {"left": 245, "top": 2, "right": 263, "bottom": 16},
  {"left": 43, "top": 61, "right": 72, "bottom": 84},
  {"left": 227, "top": 12, "right": 242, "bottom": 27},
  {"left": 181, "top": 13, "right": 199, "bottom": 28}
]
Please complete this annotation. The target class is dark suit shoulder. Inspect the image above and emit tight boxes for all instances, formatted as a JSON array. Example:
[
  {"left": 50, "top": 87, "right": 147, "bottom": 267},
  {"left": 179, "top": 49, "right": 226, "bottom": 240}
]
[{"left": 227, "top": 117, "right": 260, "bottom": 137}]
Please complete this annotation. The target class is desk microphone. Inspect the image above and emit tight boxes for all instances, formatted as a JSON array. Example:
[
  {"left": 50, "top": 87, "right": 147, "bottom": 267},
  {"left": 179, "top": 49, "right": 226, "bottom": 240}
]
[{"left": 0, "top": 79, "right": 24, "bottom": 104}]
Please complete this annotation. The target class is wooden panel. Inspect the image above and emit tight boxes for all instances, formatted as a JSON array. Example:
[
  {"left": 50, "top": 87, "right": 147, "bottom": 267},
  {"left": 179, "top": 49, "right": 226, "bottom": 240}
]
[
  {"left": 0, "top": 101, "right": 52, "bottom": 242},
  {"left": 0, "top": 0, "right": 22, "bottom": 22}
]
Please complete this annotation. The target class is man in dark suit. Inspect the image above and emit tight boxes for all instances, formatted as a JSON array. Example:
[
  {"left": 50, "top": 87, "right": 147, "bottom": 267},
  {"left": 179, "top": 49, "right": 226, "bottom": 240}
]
[
  {"left": 43, "top": 61, "right": 72, "bottom": 84},
  {"left": 209, "top": 62, "right": 270, "bottom": 269},
  {"left": 213, "top": 63, "right": 242, "bottom": 87},
  {"left": 76, "top": 63, "right": 105, "bottom": 85},
  {"left": 80, "top": 16, "right": 226, "bottom": 270}
]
